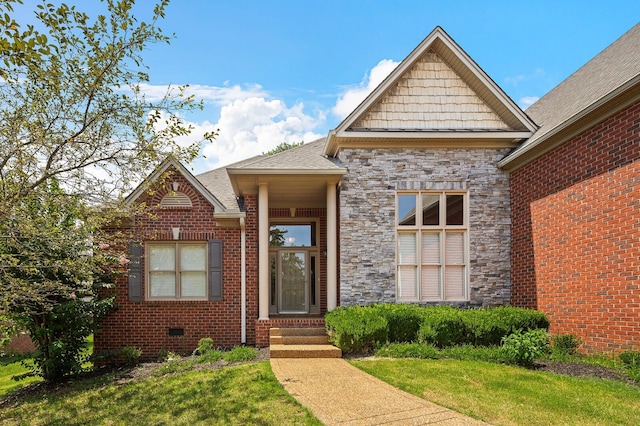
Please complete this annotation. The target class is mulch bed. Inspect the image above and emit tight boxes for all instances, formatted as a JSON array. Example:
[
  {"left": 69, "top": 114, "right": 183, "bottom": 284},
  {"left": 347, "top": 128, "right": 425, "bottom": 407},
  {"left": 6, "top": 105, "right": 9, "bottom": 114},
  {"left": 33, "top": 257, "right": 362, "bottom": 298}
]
[{"left": 533, "top": 360, "right": 634, "bottom": 384}]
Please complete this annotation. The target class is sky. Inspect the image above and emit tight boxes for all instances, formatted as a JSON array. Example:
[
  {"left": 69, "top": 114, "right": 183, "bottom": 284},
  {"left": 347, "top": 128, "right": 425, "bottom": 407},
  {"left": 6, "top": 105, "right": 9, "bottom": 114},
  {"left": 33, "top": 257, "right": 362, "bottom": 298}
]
[{"left": 16, "top": 1, "right": 640, "bottom": 174}]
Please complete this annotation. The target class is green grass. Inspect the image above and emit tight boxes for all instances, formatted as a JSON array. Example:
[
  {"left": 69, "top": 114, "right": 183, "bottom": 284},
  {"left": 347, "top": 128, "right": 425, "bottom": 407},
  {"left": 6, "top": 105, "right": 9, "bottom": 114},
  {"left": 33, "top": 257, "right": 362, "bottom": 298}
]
[
  {"left": 0, "top": 354, "right": 41, "bottom": 396},
  {"left": 353, "top": 358, "right": 640, "bottom": 426},
  {"left": 0, "top": 362, "right": 321, "bottom": 425},
  {"left": 0, "top": 334, "right": 97, "bottom": 397}
]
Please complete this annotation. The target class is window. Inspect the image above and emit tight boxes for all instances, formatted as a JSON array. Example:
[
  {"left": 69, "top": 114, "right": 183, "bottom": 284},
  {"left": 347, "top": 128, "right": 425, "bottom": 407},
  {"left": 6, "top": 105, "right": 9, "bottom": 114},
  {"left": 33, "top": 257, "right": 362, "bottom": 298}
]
[
  {"left": 147, "top": 242, "right": 207, "bottom": 299},
  {"left": 397, "top": 192, "right": 468, "bottom": 301}
]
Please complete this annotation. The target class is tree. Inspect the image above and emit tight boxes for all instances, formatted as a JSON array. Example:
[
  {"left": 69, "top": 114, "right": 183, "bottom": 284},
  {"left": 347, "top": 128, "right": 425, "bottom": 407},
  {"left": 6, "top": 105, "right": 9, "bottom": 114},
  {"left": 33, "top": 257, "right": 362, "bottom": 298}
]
[
  {"left": 0, "top": 0, "right": 210, "bottom": 380},
  {"left": 263, "top": 141, "right": 303, "bottom": 156},
  {"left": 2, "top": 181, "right": 117, "bottom": 381},
  {"left": 0, "top": 0, "right": 214, "bottom": 206}
]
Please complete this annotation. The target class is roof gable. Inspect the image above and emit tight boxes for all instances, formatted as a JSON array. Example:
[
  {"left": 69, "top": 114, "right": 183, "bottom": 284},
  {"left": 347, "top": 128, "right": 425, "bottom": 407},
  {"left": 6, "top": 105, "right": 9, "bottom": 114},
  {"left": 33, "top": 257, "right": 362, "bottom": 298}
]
[
  {"left": 325, "top": 27, "right": 537, "bottom": 155},
  {"left": 125, "top": 157, "right": 227, "bottom": 213},
  {"left": 352, "top": 50, "right": 509, "bottom": 131}
]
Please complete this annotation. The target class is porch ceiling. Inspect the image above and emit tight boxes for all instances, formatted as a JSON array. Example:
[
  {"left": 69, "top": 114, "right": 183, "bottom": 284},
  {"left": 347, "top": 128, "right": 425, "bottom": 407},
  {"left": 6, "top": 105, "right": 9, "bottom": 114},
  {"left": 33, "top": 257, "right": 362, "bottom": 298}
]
[{"left": 228, "top": 171, "right": 344, "bottom": 209}]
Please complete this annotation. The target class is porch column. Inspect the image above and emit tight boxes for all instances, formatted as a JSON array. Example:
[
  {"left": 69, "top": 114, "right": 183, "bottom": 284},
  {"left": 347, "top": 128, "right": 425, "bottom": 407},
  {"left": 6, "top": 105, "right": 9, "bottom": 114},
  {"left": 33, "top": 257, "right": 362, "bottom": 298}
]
[
  {"left": 327, "top": 182, "right": 337, "bottom": 311},
  {"left": 258, "top": 182, "right": 269, "bottom": 320}
]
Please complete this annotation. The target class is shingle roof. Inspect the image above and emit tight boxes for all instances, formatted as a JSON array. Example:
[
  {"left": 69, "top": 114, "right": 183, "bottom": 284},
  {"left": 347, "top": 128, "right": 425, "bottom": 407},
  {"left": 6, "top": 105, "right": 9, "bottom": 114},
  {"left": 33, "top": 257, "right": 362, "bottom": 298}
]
[
  {"left": 504, "top": 22, "right": 640, "bottom": 163},
  {"left": 232, "top": 138, "right": 341, "bottom": 170},
  {"left": 196, "top": 155, "right": 262, "bottom": 212},
  {"left": 196, "top": 138, "right": 342, "bottom": 211}
]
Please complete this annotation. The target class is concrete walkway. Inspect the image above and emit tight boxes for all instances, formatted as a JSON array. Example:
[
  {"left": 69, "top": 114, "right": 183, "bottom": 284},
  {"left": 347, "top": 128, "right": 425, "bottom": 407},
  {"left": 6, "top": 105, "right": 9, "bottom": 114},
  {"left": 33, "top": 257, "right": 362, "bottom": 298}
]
[{"left": 271, "top": 358, "right": 488, "bottom": 425}]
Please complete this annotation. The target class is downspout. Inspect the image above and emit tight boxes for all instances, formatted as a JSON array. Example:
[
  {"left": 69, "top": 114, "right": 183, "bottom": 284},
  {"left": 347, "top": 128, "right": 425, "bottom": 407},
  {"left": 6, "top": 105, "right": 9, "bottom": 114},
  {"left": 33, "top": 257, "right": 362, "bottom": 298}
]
[{"left": 240, "top": 216, "right": 247, "bottom": 344}]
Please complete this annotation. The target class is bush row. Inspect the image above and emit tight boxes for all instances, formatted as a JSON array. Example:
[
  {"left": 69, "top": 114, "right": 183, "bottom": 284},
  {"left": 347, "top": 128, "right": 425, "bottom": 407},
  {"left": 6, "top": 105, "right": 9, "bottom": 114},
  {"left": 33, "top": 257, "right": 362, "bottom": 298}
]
[{"left": 325, "top": 304, "right": 549, "bottom": 353}]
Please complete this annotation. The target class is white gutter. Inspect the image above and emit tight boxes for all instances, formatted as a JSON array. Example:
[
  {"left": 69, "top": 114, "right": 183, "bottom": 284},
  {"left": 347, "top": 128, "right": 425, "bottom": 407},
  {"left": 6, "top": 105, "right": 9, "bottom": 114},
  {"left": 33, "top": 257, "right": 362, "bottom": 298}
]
[{"left": 240, "top": 216, "right": 247, "bottom": 344}]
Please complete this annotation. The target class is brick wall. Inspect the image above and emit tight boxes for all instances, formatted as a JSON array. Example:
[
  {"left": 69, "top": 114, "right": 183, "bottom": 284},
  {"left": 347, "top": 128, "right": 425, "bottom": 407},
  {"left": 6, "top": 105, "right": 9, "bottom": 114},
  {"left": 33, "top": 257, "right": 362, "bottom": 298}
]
[
  {"left": 95, "top": 168, "right": 259, "bottom": 360},
  {"left": 511, "top": 100, "right": 640, "bottom": 352}
]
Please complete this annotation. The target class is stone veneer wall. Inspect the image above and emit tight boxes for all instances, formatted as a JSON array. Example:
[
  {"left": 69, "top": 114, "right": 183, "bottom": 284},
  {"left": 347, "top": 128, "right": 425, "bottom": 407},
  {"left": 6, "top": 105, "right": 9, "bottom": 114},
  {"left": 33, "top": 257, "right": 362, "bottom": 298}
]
[{"left": 337, "top": 147, "right": 512, "bottom": 307}]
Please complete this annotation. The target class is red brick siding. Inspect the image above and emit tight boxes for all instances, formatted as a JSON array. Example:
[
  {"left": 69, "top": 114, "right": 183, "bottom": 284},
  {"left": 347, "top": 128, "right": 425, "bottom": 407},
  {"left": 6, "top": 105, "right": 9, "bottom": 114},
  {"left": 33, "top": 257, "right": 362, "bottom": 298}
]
[
  {"left": 95, "top": 169, "right": 259, "bottom": 360},
  {"left": 1, "top": 332, "right": 35, "bottom": 354},
  {"left": 511, "top": 100, "right": 640, "bottom": 352}
]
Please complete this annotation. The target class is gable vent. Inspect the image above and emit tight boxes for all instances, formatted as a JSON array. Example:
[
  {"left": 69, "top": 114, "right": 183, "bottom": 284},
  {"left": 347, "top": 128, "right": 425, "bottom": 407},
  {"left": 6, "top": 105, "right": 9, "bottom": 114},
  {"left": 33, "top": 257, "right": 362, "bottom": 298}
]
[{"left": 160, "top": 192, "right": 192, "bottom": 208}]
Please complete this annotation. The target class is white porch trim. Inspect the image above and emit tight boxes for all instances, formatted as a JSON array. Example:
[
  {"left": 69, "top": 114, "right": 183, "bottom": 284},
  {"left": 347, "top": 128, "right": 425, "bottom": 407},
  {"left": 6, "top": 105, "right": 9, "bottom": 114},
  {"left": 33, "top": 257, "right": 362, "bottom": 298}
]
[
  {"left": 327, "top": 182, "right": 338, "bottom": 311},
  {"left": 258, "top": 182, "right": 270, "bottom": 320}
]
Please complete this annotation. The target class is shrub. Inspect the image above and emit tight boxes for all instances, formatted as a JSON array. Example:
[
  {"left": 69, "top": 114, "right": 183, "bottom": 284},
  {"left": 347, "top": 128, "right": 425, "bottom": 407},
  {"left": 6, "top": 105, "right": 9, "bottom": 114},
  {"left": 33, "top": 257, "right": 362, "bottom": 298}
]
[
  {"left": 551, "top": 334, "right": 581, "bottom": 356},
  {"left": 417, "top": 306, "right": 465, "bottom": 348},
  {"left": 197, "top": 349, "right": 223, "bottom": 363},
  {"left": 501, "top": 329, "right": 550, "bottom": 367},
  {"left": 121, "top": 346, "right": 142, "bottom": 366},
  {"left": 194, "top": 337, "right": 215, "bottom": 355},
  {"left": 375, "top": 343, "right": 441, "bottom": 359},
  {"left": 157, "top": 348, "right": 169, "bottom": 362},
  {"left": 223, "top": 346, "right": 257, "bottom": 363},
  {"left": 462, "top": 306, "right": 550, "bottom": 347},
  {"left": 326, "top": 304, "right": 550, "bottom": 352},
  {"left": 325, "top": 306, "right": 388, "bottom": 353},
  {"left": 374, "top": 304, "right": 424, "bottom": 343},
  {"left": 619, "top": 350, "right": 640, "bottom": 369}
]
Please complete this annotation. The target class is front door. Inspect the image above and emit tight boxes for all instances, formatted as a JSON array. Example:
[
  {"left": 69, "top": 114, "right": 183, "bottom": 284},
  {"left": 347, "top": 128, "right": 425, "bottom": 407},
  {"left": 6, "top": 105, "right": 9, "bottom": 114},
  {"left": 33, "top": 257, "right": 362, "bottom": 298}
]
[
  {"left": 278, "top": 251, "right": 307, "bottom": 313},
  {"left": 269, "top": 222, "right": 319, "bottom": 315}
]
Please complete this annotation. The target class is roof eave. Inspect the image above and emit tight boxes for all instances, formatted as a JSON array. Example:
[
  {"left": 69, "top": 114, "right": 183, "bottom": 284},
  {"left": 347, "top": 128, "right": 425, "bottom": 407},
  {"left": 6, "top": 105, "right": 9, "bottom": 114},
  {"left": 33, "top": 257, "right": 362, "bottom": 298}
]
[
  {"left": 499, "top": 74, "right": 640, "bottom": 172},
  {"left": 226, "top": 168, "right": 346, "bottom": 176}
]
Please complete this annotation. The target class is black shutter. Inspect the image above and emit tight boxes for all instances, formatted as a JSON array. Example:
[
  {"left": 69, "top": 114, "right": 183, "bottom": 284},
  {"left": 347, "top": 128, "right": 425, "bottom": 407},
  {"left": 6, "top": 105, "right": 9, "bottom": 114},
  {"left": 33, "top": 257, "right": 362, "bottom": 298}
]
[
  {"left": 128, "top": 241, "right": 143, "bottom": 302},
  {"left": 208, "top": 240, "right": 223, "bottom": 301}
]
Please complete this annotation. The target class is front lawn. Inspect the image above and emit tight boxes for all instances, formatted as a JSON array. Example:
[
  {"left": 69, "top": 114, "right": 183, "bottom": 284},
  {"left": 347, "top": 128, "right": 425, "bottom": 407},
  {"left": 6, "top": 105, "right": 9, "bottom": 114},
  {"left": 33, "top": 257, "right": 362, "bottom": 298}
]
[
  {"left": 0, "top": 354, "right": 40, "bottom": 396},
  {"left": 0, "top": 361, "right": 321, "bottom": 425},
  {"left": 353, "top": 358, "right": 640, "bottom": 426}
]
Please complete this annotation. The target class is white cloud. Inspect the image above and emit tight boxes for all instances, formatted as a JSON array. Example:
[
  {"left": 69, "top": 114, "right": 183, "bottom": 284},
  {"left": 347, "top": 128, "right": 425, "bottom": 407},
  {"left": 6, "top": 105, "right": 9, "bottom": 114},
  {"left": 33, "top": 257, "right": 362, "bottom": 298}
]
[
  {"left": 520, "top": 96, "right": 539, "bottom": 109},
  {"left": 136, "top": 82, "right": 267, "bottom": 106},
  {"left": 332, "top": 59, "right": 400, "bottom": 119},
  {"left": 201, "top": 97, "right": 324, "bottom": 168}
]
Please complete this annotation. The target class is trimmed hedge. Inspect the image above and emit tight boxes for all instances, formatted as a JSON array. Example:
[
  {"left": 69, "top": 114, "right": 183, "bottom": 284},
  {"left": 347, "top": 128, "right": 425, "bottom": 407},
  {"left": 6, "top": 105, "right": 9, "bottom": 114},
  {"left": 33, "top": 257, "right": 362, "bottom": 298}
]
[
  {"left": 325, "top": 304, "right": 550, "bottom": 353},
  {"left": 325, "top": 306, "right": 388, "bottom": 354},
  {"left": 374, "top": 304, "right": 424, "bottom": 343}
]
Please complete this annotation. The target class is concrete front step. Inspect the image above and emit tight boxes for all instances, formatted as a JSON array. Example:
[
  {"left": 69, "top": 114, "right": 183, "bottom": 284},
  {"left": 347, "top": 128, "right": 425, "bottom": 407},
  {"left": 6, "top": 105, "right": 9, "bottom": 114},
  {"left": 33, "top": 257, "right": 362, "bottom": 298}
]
[
  {"left": 270, "top": 344, "right": 342, "bottom": 359},
  {"left": 270, "top": 335, "right": 329, "bottom": 345},
  {"left": 269, "top": 327, "right": 327, "bottom": 337}
]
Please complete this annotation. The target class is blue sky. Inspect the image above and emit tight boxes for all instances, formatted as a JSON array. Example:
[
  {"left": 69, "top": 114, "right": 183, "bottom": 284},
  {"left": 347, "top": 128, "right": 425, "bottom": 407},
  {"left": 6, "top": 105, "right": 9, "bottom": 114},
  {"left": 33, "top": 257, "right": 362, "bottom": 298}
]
[{"left": 16, "top": 1, "right": 640, "bottom": 174}]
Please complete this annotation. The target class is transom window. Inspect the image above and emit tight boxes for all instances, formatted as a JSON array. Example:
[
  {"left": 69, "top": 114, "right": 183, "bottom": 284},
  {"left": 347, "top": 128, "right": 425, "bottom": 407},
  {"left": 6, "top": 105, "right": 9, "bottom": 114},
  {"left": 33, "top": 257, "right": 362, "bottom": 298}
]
[
  {"left": 396, "top": 192, "right": 468, "bottom": 302},
  {"left": 147, "top": 242, "right": 207, "bottom": 300}
]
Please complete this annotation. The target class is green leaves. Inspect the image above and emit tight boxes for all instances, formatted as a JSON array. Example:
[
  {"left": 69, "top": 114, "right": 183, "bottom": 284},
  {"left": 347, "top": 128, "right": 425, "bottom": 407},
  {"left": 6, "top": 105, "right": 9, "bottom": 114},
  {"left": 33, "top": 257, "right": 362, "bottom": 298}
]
[{"left": 0, "top": 0, "right": 205, "bottom": 207}]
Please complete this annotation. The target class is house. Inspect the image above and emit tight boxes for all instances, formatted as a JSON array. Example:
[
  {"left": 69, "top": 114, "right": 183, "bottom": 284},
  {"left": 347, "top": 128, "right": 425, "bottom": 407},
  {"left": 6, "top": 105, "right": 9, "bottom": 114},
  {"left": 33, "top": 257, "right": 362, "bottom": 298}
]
[
  {"left": 95, "top": 24, "right": 639, "bottom": 358},
  {"left": 501, "top": 23, "right": 640, "bottom": 352}
]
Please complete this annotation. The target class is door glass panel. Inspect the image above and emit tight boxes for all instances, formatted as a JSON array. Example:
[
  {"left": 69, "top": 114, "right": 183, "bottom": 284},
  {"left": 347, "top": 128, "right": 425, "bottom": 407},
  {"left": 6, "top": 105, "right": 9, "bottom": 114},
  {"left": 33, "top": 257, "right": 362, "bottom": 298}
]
[
  {"left": 280, "top": 251, "right": 307, "bottom": 312},
  {"left": 270, "top": 225, "right": 313, "bottom": 247},
  {"left": 310, "top": 255, "right": 316, "bottom": 306},
  {"left": 269, "top": 253, "right": 277, "bottom": 307}
]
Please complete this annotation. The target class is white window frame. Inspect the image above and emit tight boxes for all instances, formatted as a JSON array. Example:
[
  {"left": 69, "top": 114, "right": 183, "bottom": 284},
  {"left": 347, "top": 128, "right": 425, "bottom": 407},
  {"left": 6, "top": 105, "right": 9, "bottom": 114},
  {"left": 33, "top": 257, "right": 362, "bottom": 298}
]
[
  {"left": 396, "top": 191, "right": 469, "bottom": 302},
  {"left": 146, "top": 242, "right": 208, "bottom": 301}
]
